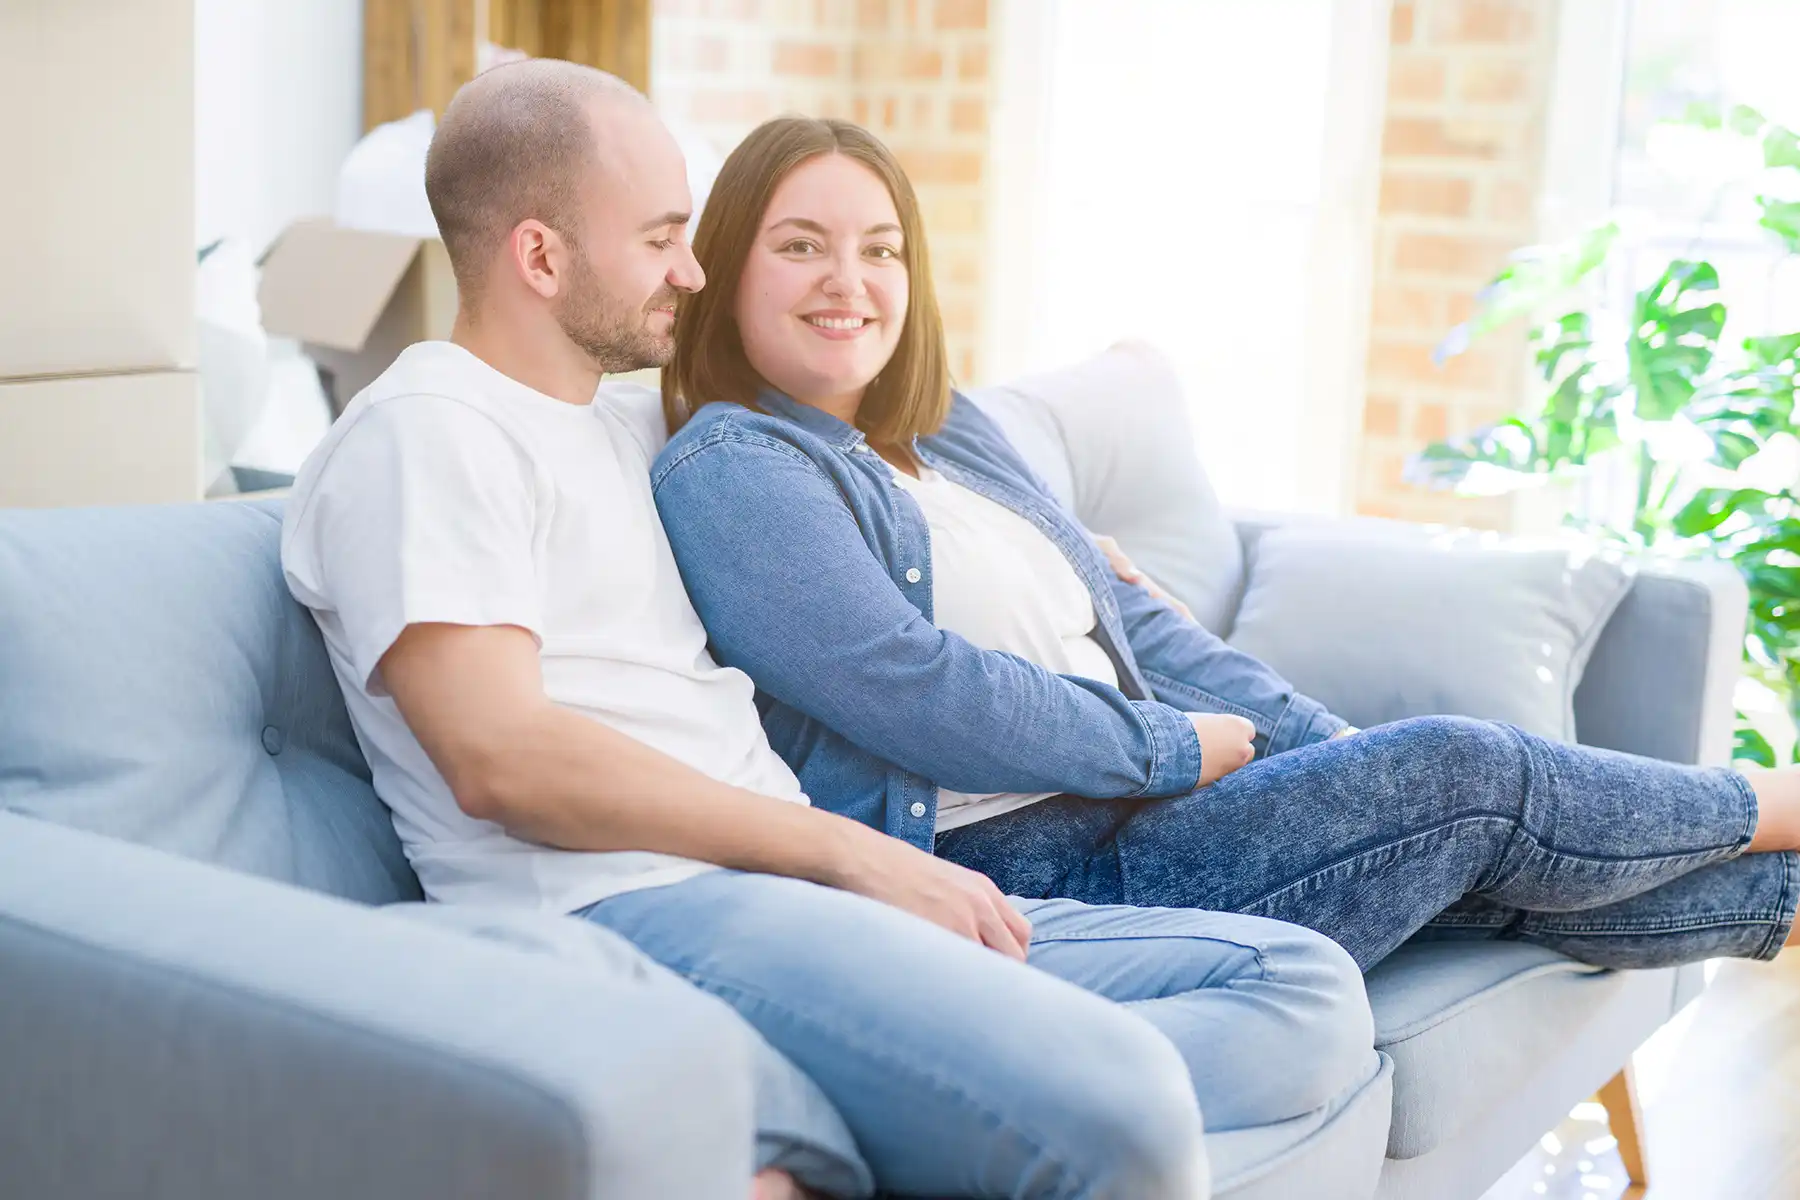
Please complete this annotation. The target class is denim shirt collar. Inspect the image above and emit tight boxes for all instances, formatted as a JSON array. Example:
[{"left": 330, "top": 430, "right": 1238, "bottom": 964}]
[{"left": 755, "top": 388, "right": 874, "bottom": 454}]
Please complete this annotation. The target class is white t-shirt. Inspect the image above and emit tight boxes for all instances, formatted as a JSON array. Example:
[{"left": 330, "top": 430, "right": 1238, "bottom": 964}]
[
  {"left": 281, "top": 341, "right": 809, "bottom": 913},
  {"left": 888, "top": 463, "right": 1120, "bottom": 831}
]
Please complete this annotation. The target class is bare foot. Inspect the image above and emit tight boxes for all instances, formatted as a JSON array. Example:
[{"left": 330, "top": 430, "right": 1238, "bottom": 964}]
[
  {"left": 752, "top": 1168, "right": 809, "bottom": 1200},
  {"left": 1743, "top": 768, "right": 1800, "bottom": 853}
]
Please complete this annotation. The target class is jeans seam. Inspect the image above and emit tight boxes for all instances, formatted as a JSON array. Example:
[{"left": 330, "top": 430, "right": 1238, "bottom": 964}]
[
  {"left": 674, "top": 972, "right": 1084, "bottom": 1196},
  {"left": 1755, "top": 850, "right": 1800, "bottom": 960}
]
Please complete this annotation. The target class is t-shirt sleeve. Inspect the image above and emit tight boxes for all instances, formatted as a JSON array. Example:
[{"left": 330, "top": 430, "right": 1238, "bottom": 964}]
[{"left": 284, "top": 393, "right": 543, "bottom": 695}]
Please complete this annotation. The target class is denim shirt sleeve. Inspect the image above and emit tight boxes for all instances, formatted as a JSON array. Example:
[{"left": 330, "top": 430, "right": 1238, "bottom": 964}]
[
  {"left": 1109, "top": 573, "right": 1349, "bottom": 757},
  {"left": 654, "top": 433, "right": 1203, "bottom": 800}
]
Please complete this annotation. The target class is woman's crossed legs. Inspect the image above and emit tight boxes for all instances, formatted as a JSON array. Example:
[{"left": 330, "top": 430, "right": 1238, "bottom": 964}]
[{"left": 937, "top": 715, "right": 1800, "bottom": 971}]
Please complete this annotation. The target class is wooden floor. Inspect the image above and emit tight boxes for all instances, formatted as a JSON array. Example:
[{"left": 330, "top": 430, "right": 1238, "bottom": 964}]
[{"left": 1483, "top": 949, "right": 1800, "bottom": 1200}]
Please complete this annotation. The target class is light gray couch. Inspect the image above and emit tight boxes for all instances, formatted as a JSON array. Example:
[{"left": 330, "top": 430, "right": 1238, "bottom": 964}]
[{"left": 0, "top": 347, "right": 1744, "bottom": 1199}]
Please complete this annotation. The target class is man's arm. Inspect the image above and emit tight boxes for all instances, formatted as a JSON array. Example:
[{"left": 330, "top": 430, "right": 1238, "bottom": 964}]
[{"left": 378, "top": 621, "right": 1033, "bottom": 958}]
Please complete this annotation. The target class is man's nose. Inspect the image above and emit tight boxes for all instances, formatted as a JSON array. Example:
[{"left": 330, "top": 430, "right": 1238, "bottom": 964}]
[{"left": 671, "top": 242, "right": 705, "bottom": 293}]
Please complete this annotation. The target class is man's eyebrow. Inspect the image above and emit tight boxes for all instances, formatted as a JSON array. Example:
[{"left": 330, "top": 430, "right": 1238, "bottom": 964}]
[
  {"left": 768, "top": 217, "right": 904, "bottom": 237},
  {"left": 639, "top": 211, "right": 692, "bottom": 232}
]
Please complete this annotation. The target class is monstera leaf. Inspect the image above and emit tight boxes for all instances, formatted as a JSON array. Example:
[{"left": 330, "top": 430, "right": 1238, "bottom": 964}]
[{"left": 1627, "top": 260, "right": 1726, "bottom": 421}]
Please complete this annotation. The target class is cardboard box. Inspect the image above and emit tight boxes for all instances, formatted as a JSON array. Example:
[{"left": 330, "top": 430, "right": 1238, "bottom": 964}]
[
  {"left": 258, "top": 220, "right": 458, "bottom": 415},
  {"left": 0, "top": 0, "right": 195, "bottom": 380},
  {"left": 0, "top": 371, "right": 202, "bottom": 508}
]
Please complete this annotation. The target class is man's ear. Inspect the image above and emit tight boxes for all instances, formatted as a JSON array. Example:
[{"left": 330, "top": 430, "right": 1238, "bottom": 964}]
[{"left": 511, "top": 219, "right": 563, "bottom": 300}]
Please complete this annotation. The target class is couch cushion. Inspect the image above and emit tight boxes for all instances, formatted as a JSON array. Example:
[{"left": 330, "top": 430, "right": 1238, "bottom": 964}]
[
  {"left": 1228, "top": 525, "right": 1632, "bottom": 740},
  {"left": 1365, "top": 940, "right": 1688, "bottom": 1159},
  {"left": 968, "top": 340, "right": 1245, "bottom": 634},
  {"left": 0, "top": 499, "right": 417, "bottom": 903}
]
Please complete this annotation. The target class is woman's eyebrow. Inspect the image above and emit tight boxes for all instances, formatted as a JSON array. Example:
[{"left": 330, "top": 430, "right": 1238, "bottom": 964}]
[{"left": 766, "top": 217, "right": 903, "bottom": 237}]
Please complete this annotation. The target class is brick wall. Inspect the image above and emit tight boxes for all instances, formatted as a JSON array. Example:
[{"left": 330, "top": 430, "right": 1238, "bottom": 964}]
[
  {"left": 1355, "top": 0, "right": 1562, "bottom": 527},
  {"left": 650, "top": 0, "right": 992, "bottom": 384}
]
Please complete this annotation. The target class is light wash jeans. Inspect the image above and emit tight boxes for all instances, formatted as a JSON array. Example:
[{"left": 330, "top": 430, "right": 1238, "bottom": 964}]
[
  {"left": 937, "top": 715, "right": 1800, "bottom": 971},
  {"left": 581, "top": 870, "right": 1380, "bottom": 1200}
]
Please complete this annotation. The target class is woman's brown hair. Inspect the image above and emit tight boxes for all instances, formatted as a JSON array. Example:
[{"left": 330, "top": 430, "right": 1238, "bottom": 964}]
[{"left": 662, "top": 117, "right": 952, "bottom": 446}]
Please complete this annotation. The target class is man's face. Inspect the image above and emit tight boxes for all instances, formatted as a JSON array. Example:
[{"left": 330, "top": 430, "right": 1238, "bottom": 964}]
[{"left": 555, "top": 104, "right": 704, "bottom": 374}]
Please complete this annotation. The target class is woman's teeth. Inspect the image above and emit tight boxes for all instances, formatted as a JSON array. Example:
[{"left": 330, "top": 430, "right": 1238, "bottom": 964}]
[{"left": 804, "top": 316, "right": 870, "bottom": 330}]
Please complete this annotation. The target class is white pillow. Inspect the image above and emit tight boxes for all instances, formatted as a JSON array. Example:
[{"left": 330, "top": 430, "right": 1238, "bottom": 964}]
[
  {"left": 1227, "top": 525, "right": 1633, "bottom": 740},
  {"left": 970, "top": 341, "right": 1245, "bottom": 634}
]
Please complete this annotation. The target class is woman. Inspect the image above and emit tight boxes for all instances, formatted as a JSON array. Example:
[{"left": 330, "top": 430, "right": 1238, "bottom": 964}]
[{"left": 652, "top": 115, "right": 1800, "bottom": 974}]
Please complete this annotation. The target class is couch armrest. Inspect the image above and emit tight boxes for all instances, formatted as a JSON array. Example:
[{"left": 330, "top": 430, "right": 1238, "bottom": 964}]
[
  {"left": 1231, "top": 512, "right": 1746, "bottom": 767},
  {"left": 0, "top": 812, "right": 754, "bottom": 1200},
  {"left": 1574, "top": 558, "right": 1747, "bottom": 766}
]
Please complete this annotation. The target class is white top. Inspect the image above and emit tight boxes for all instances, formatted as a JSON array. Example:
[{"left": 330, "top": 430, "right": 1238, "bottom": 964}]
[
  {"left": 888, "top": 462, "right": 1120, "bottom": 831},
  {"left": 281, "top": 341, "right": 809, "bottom": 913}
]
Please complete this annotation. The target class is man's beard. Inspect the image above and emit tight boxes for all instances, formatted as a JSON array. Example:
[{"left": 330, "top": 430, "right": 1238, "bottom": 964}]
[{"left": 555, "top": 252, "right": 678, "bottom": 375}]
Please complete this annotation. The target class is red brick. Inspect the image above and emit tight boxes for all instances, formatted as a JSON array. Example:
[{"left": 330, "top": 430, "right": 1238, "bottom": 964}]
[
  {"left": 694, "top": 36, "right": 730, "bottom": 72},
  {"left": 957, "top": 345, "right": 978, "bottom": 381},
  {"left": 1392, "top": 232, "right": 1513, "bottom": 278},
  {"left": 949, "top": 95, "right": 987, "bottom": 134},
  {"left": 686, "top": 88, "right": 774, "bottom": 125},
  {"left": 881, "top": 96, "right": 900, "bottom": 128},
  {"left": 909, "top": 95, "right": 935, "bottom": 129},
  {"left": 1371, "top": 284, "right": 1445, "bottom": 331},
  {"left": 935, "top": 0, "right": 987, "bottom": 29},
  {"left": 944, "top": 253, "right": 981, "bottom": 287},
  {"left": 774, "top": 41, "right": 840, "bottom": 77},
  {"left": 1431, "top": 0, "right": 1535, "bottom": 45},
  {"left": 1458, "top": 57, "right": 1529, "bottom": 104},
  {"left": 957, "top": 44, "right": 988, "bottom": 81},
  {"left": 1387, "top": 53, "right": 1447, "bottom": 103},
  {"left": 904, "top": 46, "right": 945, "bottom": 78},
  {"left": 1363, "top": 396, "right": 1403, "bottom": 436},
  {"left": 898, "top": 148, "right": 983, "bottom": 185},
  {"left": 852, "top": 95, "right": 872, "bottom": 124},
  {"left": 1391, "top": 2, "right": 1415, "bottom": 44},
  {"left": 1367, "top": 337, "right": 1498, "bottom": 388},
  {"left": 1383, "top": 116, "right": 1511, "bottom": 160},
  {"left": 1379, "top": 172, "right": 1474, "bottom": 217},
  {"left": 1445, "top": 290, "right": 1477, "bottom": 325},
  {"left": 1413, "top": 402, "right": 1450, "bottom": 442},
  {"left": 1487, "top": 178, "right": 1533, "bottom": 223},
  {"left": 857, "top": 0, "right": 889, "bottom": 26}
]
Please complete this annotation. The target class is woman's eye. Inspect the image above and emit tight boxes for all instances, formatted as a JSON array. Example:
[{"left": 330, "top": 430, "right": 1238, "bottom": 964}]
[
  {"left": 866, "top": 244, "right": 900, "bottom": 260},
  {"left": 780, "top": 239, "right": 821, "bottom": 255},
  {"left": 650, "top": 238, "right": 675, "bottom": 250}
]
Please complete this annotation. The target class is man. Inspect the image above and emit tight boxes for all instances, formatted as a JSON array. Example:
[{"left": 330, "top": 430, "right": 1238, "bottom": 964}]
[{"left": 283, "top": 59, "right": 1376, "bottom": 1199}]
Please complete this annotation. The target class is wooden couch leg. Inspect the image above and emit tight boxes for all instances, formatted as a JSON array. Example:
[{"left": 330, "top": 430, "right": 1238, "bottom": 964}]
[{"left": 1598, "top": 1063, "right": 1649, "bottom": 1197}]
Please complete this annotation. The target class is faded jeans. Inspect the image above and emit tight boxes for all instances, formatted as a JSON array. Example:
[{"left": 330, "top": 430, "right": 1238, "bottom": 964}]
[
  {"left": 936, "top": 716, "right": 1800, "bottom": 971},
  {"left": 582, "top": 870, "right": 1381, "bottom": 1199}
]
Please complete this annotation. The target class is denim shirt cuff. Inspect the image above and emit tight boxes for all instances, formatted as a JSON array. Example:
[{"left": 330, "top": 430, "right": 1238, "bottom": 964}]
[
  {"left": 1265, "top": 694, "right": 1349, "bottom": 757},
  {"left": 1131, "top": 701, "right": 1204, "bottom": 797}
]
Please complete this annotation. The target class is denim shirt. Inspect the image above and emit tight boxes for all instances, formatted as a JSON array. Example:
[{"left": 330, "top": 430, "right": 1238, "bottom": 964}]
[{"left": 651, "top": 389, "right": 1345, "bottom": 852}]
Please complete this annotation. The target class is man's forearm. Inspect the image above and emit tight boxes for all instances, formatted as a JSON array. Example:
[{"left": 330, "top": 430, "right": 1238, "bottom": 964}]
[{"left": 475, "top": 702, "right": 874, "bottom": 887}]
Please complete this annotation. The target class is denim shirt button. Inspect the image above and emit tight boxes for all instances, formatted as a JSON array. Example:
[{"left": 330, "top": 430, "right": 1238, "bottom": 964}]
[
  {"left": 909, "top": 801, "right": 927, "bottom": 818},
  {"left": 905, "top": 567, "right": 922, "bottom": 584}
]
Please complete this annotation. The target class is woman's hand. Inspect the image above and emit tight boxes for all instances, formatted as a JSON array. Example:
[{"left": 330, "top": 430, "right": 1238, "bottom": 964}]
[
  {"left": 829, "top": 829, "right": 1034, "bottom": 960},
  {"left": 1094, "top": 534, "right": 1195, "bottom": 622},
  {"left": 1189, "top": 713, "right": 1256, "bottom": 787}
]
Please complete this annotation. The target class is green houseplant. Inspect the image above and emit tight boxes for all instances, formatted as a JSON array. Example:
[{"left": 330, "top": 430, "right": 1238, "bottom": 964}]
[{"left": 1409, "top": 105, "right": 1800, "bottom": 764}]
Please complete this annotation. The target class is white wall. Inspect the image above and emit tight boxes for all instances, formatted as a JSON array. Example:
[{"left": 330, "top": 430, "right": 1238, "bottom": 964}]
[{"left": 195, "top": 0, "right": 364, "bottom": 256}]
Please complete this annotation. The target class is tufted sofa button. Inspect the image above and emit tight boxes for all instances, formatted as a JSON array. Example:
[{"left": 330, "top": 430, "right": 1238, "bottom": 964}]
[{"left": 261, "top": 725, "right": 284, "bottom": 756}]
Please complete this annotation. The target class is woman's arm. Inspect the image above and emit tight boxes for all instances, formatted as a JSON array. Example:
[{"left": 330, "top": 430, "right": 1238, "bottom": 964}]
[
  {"left": 652, "top": 430, "right": 1203, "bottom": 800},
  {"left": 1107, "top": 571, "right": 1349, "bottom": 756}
]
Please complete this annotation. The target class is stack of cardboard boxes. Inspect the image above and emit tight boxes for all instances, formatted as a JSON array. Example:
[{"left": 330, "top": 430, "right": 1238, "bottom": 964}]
[{"left": 0, "top": 0, "right": 203, "bottom": 509}]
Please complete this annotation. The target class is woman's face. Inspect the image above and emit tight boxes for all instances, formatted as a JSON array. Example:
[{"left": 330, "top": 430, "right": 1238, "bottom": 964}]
[{"left": 734, "top": 153, "right": 908, "bottom": 417}]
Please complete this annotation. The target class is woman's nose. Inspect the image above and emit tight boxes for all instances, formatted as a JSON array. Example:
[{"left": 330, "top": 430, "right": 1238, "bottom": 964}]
[{"left": 821, "top": 253, "right": 864, "bottom": 298}]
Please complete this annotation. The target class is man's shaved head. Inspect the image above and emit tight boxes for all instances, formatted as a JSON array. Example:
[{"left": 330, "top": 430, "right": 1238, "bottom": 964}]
[{"left": 425, "top": 60, "right": 644, "bottom": 301}]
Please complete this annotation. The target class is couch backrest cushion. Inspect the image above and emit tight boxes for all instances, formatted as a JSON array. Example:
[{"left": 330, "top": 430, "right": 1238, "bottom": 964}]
[
  {"left": 0, "top": 499, "right": 419, "bottom": 904},
  {"left": 968, "top": 340, "right": 1246, "bottom": 634}
]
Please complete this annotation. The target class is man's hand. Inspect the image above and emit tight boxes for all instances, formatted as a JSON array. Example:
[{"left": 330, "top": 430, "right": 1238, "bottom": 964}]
[
  {"left": 1190, "top": 713, "right": 1256, "bottom": 787},
  {"left": 1094, "top": 534, "right": 1195, "bottom": 622},
  {"left": 829, "top": 832, "right": 1033, "bottom": 960}
]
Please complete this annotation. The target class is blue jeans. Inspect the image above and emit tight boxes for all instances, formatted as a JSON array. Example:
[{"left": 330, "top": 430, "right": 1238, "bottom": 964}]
[
  {"left": 581, "top": 870, "right": 1379, "bottom": 1199},
  {"left": 936, "top": 715, "right": 1800, "bottom": 971}
]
